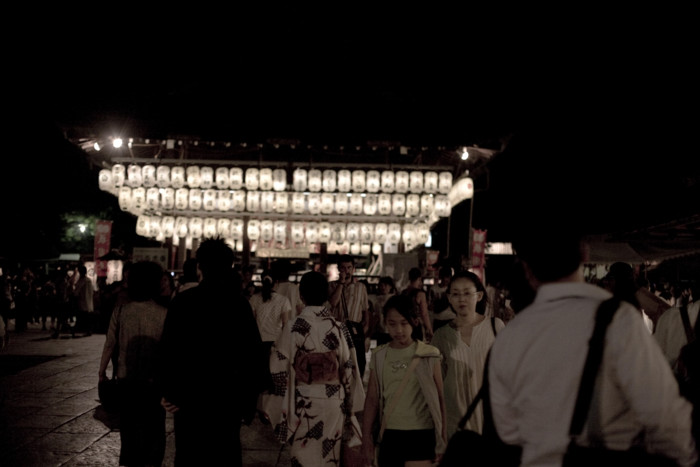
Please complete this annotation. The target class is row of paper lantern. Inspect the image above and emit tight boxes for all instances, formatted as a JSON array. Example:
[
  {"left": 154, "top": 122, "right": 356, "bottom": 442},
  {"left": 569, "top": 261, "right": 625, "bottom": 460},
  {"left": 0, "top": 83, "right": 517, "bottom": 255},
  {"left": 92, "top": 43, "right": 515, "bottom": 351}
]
[
  {"left": 101, "top": 164, "right": 453, "bottom": 194},
  {"left": 135, "top": 215, "right": 431, "bottom": 245},
  {"left": 116, "top": 186, "right": 451, "bottom": 218}
]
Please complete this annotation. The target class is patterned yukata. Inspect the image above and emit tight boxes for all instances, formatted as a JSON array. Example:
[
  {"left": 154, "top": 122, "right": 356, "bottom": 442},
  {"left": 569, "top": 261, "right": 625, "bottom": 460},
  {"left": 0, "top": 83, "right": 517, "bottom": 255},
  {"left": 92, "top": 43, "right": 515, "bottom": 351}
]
[{"left": 264, "top": 305, "right": 365, "bottom": 466}]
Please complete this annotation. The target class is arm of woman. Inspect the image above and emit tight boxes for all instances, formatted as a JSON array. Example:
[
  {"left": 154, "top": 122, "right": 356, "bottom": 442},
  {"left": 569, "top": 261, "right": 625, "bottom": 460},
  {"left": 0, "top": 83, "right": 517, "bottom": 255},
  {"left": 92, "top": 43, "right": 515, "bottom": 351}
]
[
  {"left": 361, "top": 368, "right": 380, "bottom": 464},
  {"left": 433, "top": 357, "right": 448, "bottom": 450},
  {"left": 98, "top": 307, "right": 119, "bottom": 381}
]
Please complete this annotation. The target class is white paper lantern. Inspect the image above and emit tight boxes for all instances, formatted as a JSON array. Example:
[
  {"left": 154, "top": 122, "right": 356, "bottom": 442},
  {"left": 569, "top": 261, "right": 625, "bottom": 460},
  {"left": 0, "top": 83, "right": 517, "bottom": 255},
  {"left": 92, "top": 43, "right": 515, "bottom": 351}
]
[
  {"left": 424, "top": 171, "right": 438, "bottom": 193},
  {"left": 361, "top": 223, "right": 374, "bottom": 243},
  {"left": 175, "top": 188, "right": 189, "bottom": 210},
  {"left": 350, "top": 243, "right": 361, "bottom": 255},
  {"left": 439, "top": 171, "right": 453, "bottom": 194},
  {"left": 388, "top": 223, "right": 402, "bottom": 243},
  {"left": 170, "top": 166, "right": 185, "bottom": 188},
  {"left": 186, "top": 166, "right": 201, "bottom": 188},
  {"left": 274, "top": 221, "right": 287, "bottom": 242},
  {"left": 229, "top": 167, "right": 244, "bottom": 189},
  {"left": 335, "top": 194, "right": 349, "bottom": 214},
  {"left": 352, "top": 170, "right": 366, "bottom": 192},
  {"left": 402, "top": 224, "right": 415, "bottom": 244},
  {"left": 217, "top": 218, "right": 231, "bottom": 237},
  {"left": 162, "top": 216, "right": 175, "bottom": 238},
  {"left": 245, "top": 168, "right": 259, "bottom": 191},
  {"left": 175, "top": 216, "right": 189, "bottom": 237},
  {"left": 259, "top": 168, "right": 273, "bottom": 191},
  {"left": 235, "top": 239, "right": 244, "bottom": 252},
  {"left": 217, "top": 190, "right": 231, "bottom": 211},
  {"left": 136, "top": 216, "right": 149, "bottom": 236},
  {"left": 322, "top": 169, "right": 337, "bottom": 192},
  {"left": 363, "top": 194, "right": 377, "bottom": 215},
  {"left": 349, "top": 194, "right": 363, "bottom": 215},
  {"left": 260, "top": 220, "right": 274, "bottom": 241},
  {"left": 232, "top": 191, "right": 246, "bottom": 211},
  {"left": 416, "top": 222, "right": 430, "bottom": 244},
  {"left": 132, "top": 187, "right": 146, "bottom": 213},
  {"left": 275, "top": 192, "right": 289, "bottom": 213},
  {"left": 128, "top": 164, "right": 143, "bottom": 188},
  {"left": 378, "top": 194, "right": 392, "bottom": 215},
  {"left": 146, "top": 187, "right": 160, "bottom": 210},
  {"left": 247, "top": 219, "right": 260, "bottom": 240},
  {"left": 292, "top": 193, "right": 305, "bottom": 214},
  {"left": 112, "top": 164, "right": 126, "bottom": 188},
  {"left": 185, "top": 237, "right": 193, "bottom": 250},
  {"left": 346, "top": 223, "right": 360, "bottom": 243},
  {"left": 435, "top": 195, "right": 451, "bottom": 217},
  {"left": 320, "top": 193, "right": 334, "bottom": 214},
  {"left": 189, "top": 217, "right": 203, "bottom": 238},
  {"left": 215, "top": 167, "right": 230, "bottom": 189},
  {"left": 392, "top": 194, "right": 406, "bottom": 216},
  {"left": 199, "top": 167, "right": 214, "bottom": 189},
  {"left": 363, "top": 170, "right": 379, "bottom": 193},
  {"left": 293, "top": 168, "right": 307, "bottom": 192},
  {"left": 337, "top": 169, "right": 352, "bottom": 192},
  {"left": 203, "top": 218, "right": 217, "bottom": 238},
  {"left": 307, "top": 169, "right": 322, "bottom": 192},
  {"left": 375, "top": 223, "right": 388, "bottom": 243},
  {"left": 307, "top": 193, "right": 321, "bottom": 214},
  {"left": 291, "top": 222, "right": 305, "bottom": 243},
  {"left": 331, "top": 222, "right": 346, "bottom": 242},
  {"left": 231, "top": 219, "right": 244, "bottom": 240},
  {"left": 246, "top": 191, "right": 260, "bottom": 212},
  {"left": 188, "top": 188, "right": 202, "bottom": 210},
  {"left": 381, "top": 170, "right": 394, "bottom": 193},
  {"left": 409, "top": 171, "right": 424, "bottom": 194},
  {"left": 360, "top": 243, "right": 371, "bottom": 255},
  {"left": 372, "top": 243, "right": 383, "bottom": 255},
  {"left": 394, "top": 171, "right": 409, "bottom": 193},
  {"left": 406, "top": 194, "right": 420, "bottom": 217},
  {"left": 140, "top": 165, "right": 156, "bottom": 188},
  {"left": 98, "top": 169, "right": 114, "bottom": 192},
  {"left": 201, "top": 189, "right": 216, "bottom": 211},
  {"left": 156, "top": 165, "right": 171, "bottom": 188},
  {"left": 161, "top": 188, "right": 175, "bottom": 210},
  {"left": 260, "top": 192, "right": 275, "bottom": 212},
  {"left": 305, "top": 222, "right": 319, "bottom": 243},
  {"left": 318, "top": 222, "right": 331, "bottom": 243},
  {"left": 273, "top": 169, "right": 287, "bottom": 192},
  {"left": 421, "top": 194, "right": 435, "bottom": 216}
]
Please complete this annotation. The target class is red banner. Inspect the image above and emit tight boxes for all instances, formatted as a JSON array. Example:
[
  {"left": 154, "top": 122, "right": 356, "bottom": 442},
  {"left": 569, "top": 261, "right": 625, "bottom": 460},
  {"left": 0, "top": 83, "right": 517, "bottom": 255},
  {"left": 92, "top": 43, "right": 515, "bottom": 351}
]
[{"left": 94, "top": 220, "right": 112, "bottom": 277}]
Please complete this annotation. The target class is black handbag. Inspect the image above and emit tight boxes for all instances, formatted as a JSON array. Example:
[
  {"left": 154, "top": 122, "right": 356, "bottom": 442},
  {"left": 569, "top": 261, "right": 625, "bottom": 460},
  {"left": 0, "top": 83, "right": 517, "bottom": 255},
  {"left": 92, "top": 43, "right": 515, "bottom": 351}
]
[
  {"left": 562, "top": 298, "right": 676, "bottom": 467},
  {"left": 98, "top": 377, "right": 121, "bottom": 413},
  {"left": 439, "top": 352, "right": 521, "bottom": 467}
]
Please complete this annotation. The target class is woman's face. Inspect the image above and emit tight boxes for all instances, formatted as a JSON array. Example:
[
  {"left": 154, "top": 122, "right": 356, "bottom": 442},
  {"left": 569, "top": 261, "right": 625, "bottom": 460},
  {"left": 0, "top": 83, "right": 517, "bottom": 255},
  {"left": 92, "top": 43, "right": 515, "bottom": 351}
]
[
  {"left": 385, "top": 308, "right": 414, "bottom": 347},
  {"left": 448, "top": 276, "right": 483, "bottom": 316}
]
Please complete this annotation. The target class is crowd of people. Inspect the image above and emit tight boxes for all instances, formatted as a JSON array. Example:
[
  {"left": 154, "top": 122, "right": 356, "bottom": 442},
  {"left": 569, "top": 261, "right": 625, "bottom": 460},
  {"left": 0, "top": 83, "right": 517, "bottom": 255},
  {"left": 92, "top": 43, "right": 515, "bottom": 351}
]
[{"left": 0, "top": 233, "right": 697, "bottom": 466}]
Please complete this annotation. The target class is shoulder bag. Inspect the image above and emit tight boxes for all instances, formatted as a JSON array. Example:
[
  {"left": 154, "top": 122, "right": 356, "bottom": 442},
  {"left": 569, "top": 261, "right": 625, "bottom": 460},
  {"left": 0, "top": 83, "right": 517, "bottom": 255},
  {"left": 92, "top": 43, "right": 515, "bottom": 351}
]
[{"left": 562, "top": 298, "right": 676, "bottom": 467}]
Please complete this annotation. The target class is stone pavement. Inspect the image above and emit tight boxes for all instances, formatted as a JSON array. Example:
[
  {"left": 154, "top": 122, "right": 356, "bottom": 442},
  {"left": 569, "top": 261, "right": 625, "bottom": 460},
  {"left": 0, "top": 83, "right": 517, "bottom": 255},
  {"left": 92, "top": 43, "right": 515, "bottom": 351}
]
[{"left": 0, "top": 320, "right": 290, "bottom": 467}]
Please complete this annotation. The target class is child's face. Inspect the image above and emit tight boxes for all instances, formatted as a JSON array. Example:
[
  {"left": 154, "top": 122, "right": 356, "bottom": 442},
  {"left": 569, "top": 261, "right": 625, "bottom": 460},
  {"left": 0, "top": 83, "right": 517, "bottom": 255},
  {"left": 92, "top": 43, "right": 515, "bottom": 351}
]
[{"left": 385, "top": 308, "right": 414, "bottom": 347}]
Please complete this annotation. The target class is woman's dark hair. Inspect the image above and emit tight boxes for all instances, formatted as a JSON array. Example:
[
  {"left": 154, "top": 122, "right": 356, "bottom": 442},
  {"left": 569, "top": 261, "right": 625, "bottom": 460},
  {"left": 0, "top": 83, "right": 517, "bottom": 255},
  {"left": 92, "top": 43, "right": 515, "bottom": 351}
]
[
  {"left": 383, "top": 294, "right": 421, "bottom": 339},
  {"left": 299, "top": 271, "right": 328, "bottom": 306},
  {"left": 448, "top": 270, "right": 489, "bottom": 315},
  {"left": 379, "top": 276, "right": 396, "bottom": 293},
  {"left": 261, "top": 273, "right": 274, "bottom": 302},
  {"left": 127, "top": 260, "right": 164, "bottom": 302},
  {"left": 196, "top": 237, "right": 235, "bottom": 279},
  {"left": 408, "top": 267, "right": 422, "bottom": 282}
]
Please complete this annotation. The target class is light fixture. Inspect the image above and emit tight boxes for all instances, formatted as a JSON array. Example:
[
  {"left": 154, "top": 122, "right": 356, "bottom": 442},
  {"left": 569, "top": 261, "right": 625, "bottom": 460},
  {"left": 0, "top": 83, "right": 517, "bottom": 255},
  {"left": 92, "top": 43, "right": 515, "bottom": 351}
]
[{"left": 461, "top": 147, "right": 469, "bottom": 160}]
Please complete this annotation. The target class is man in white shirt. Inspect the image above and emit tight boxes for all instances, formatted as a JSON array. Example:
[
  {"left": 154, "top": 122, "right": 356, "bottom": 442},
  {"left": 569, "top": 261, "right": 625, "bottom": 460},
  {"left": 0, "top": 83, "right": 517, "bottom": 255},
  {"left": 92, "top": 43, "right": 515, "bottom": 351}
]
[{"left": 488, "top": 224, "right": 697, "bottom": 467}]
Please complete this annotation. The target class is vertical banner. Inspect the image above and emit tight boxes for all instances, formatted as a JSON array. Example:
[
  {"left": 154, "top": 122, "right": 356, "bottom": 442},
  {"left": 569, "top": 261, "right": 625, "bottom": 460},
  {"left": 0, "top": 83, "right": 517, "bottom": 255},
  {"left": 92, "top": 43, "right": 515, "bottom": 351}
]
[
  {"left": 471, "top": 229, "right": 487, "bottom": 285},
  {"left": 94, "top": 220, "right": 112, "bottom": 278}
]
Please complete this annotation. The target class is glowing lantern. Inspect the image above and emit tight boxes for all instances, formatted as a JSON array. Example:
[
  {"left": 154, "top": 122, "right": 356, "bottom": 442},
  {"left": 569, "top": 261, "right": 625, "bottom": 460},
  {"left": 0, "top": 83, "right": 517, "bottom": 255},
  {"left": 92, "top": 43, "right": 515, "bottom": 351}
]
[
  {"left": 229, "top": 168, "right": 244, "bottom": 189},
  {"left": 217, "top": 191, "right": 231, "bottom": 211},
  {"left": 274, "top": 221, "right": 287, "bottom": 242},
  {"left": 273, "top": 169, "right": 287, "bottom": 191},
  {"left": 200, "top": 167, "right": 214, "bottom": 189},
  {"left": 322, "top": 169, "right": 337, "bottom": 192},
  {"left": 142, "top": 165, "right": 156, "bottom": 187},
  {"left": 292, "top": 193, "right": 305, "bottom": 214},
  {"left": 388, "top": 223, "right": 402, "bottom": 243},
  {"left": 366, "top": 170, "right": 380, "bottom": 193},
  {"left": 352, "top": 170, "right": 366, "bottom": 192},
  {"left": 395, "top": 171, "right": 409, "bottom": 193},
  {"left": 307, "top": 193, "right": 321, "bottom": 214},
  {"left": 346, "top": 223, "right": 360, "bottom": 243},
  {"left": 409, "top": 171, "right": 423, "bottom": 193},
  {"left": 402, "top": 224, "right": 415, "bottom": 245},
  {"left": 360, "top": 243, "right": 371, "bottom": 255},
  {"left": 372, "top": 243, "right": 382, "bottom": 255},
  {"left": 337, "top": 170, "right": 352, "bottom": 192},
  {"left": 132, "top": 187, "right": 146, "bottom": 213},
  {"left": 349, "top": 194, "right": 363, "bottom": 215},
  {"left": 350, "top": 243, "right": 361, "bottom": 255},
  {"left": 175, "top": 217, "right": 189, "bottom": 238},
  {"left": 232, "top": 191, "right": 246, "bottom": 212},
  {"left": 416, "top": 222, "right": 430, "bottom": 244},
  {"left": 259, "top": 168, "right": 273, "bottom": 191},
  {"left": 335, "top": 194, "right": 348, "bottom": 214},
  {"left": 318, "top": 222, "right": 331, "bottom": 243},
  {"left": 378, "top": 194, "right": 392, "bottom": 215},
  {"left": 363, "top": 194, "right": 377, "bottom": 215},
  {"left": 421, "top": 194, "right": 435, "bottom": 217},
  {"left": 392, "top": 194, "right": 406, "bottom": 216},
  {"left": 161, "top": 188, "right": 175, "bottom": 210},
  {"left": 162, "top": 216, "right": 175, "bottom": 238},
  {"left": 375, "top": 223, "right": 388, "bottom": 243},
  {"left": 291, "top": 222, "right": 305, "bottom": 243},
  {"left": 156, "top": 165, "right": 171, "bottom": 188},
  {"left": 308, "top": 169, "right": 322, "bottom": 192},
  {"left": 361, "top": 223, "right": 374, "bottom": 243},
  {"left": 381, "top": 170, "right": 394, "bottom": 193},
  {"left": 245, "top": 168, "right": 259, "bottom": 191},
  {"left": 247, "top": 219, "right": 260, "bottom": 241},
  {"left": 186, "top": 166, "right": 201, "bottom": 188},
  {"left": 304, "top": 222, "right": 318, "bottom": 243},
  {"left": 260, "top": 192, "right": 275, "bottom": 212},
  {"left": 203, "top": 189, "right": 217, "bottom": 211},
  {"left": 128, "top": 164, "right": 143, "bottom": 188},
  {"left": 424, "top": 171, "right": 438, "bottom": 193},
  {"left": 98, "top": 169, "right": 114, "bottom": 192},
  {"left": 275, "top": 193, "right": 289, "bottom": 213},
  {"left": 175, "top": 188, "right": 189, "bottom": 210},
  {"left": 217, "top": 218, "right": 231, "bottom": 237},
  {"left": 260, "top": 220, "right": 273, "bottom": 241},
  {"left": 293, "top": 168, "right": 307, "bottom": 192},
  {"left": 189, "top": 218, "right": 203, "bottom": 238},
  {"left": 170, "top": 166, "right": 185, "bottom": 188},
  {"left": 331, "top": 222, "right": 346, "bottom": 242},
  {"left": 112, "top": 164, "right": 126, "bottom": 188},
  {"left": 231, "top": 219, "right": 244, "bottom": 240},
  {"left": 406, "top": 194, "right": 420, "bottom": 217},
  {"left": 215, "top": 167, "right": 230, "bottom": 189},
  {"left": 246, "top": 191, "right": 260, "bottom": 212},
  {"left": 439, "top": 171, "right": 453, "bottom": 194},
  {"left": 136, "top": 216, "right": 149, "bottom": 236},
  {"left": 203, "top": 218, "right": 217, "bottom": 238},
  {"left": 188, "top": 188, "right": 202, "bottom": 210},
  {"left": 435, "top": 195, "right": 451, "bottom": 217},
  {"left": 320, "top": 193, "right": 334, "bottom": 214},
  {"left": 146, "top": 187, "right": 160, "bottom": 210}
]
